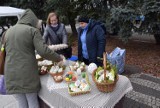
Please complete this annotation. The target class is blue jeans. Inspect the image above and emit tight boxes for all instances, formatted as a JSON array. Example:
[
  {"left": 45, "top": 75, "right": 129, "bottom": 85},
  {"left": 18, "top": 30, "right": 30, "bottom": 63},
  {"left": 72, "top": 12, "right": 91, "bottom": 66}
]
[{"left": 13, "top": 93, "right": 39, "bottom": 108}]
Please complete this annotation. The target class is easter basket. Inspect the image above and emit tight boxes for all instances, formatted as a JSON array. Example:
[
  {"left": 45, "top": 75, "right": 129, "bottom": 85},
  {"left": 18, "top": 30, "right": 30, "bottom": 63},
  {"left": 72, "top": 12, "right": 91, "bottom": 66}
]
[
  {"left": 49, "top": 71, "right": 64, "bottom": 77},
  {"left": 38, "top": 64, "right": 53, "bottom": 75},
  {"left": 68, "top": 86, "right": 91, "bottom": 96},
  {"left": 70, "top": 61, "right": 86, "bottom": 72},
  {"left": 39, "top": 67, "right": 48, "bottom": 75},
  {"left": 52, "top": 75, "right": 63, "bottom": 83},
  {"left": 68, "top": 73, "right": 91, "bottom": 96},
  {"left": 48, "top": 65, "right": 65, "bottom": 83},
  {"left": 92, "top": 52, "right": 119, "bottom": 92},
  {"left": 48, "top": 70, "right": 64, "bottom": 83},
  {"left": 49, "top": 65, "right": 66, "bottom": 78},
  {"left": 68, "top": 81, "right": 91, "bottom": 96}
]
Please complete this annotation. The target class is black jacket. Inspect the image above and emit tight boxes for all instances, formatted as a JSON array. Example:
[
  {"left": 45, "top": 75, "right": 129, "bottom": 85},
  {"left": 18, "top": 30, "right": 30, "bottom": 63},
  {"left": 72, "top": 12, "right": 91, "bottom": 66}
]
[{"left": 78, "top": 19, "right": 106, "bottom": 65}]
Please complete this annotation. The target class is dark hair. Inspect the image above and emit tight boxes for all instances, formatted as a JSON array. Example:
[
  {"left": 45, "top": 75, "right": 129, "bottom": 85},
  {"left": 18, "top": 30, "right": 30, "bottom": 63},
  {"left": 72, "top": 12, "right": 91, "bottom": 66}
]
[{"left": 78, "top": 16, "right": 89, "bottom": 23}]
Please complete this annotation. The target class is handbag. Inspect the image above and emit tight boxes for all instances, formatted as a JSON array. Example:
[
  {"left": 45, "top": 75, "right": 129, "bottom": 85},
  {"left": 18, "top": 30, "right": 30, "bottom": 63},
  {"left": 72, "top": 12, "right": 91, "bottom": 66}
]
[{"left": 0, "top": 31, "right": 6, "bottom": 75}]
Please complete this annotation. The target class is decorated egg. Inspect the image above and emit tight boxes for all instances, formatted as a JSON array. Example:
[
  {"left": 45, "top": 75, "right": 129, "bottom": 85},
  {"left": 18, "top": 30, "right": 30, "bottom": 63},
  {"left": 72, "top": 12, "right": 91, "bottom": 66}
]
[
  {"left": 80, "top": 66, "right": 84, "bottom": 71},
  {"left": 81, "top": 79, "right": 86, "bottom": 83},
  {"left": 72, "top": 76, "right": 77, "bottom": 81},
  {"left": 65, "top": 77, "right": 70, "bottom": 81},
  {"left": 98, "top": 70, "right": 104, "bottom": 75},
  {"left": 81, "top": 72, "right": 86, "bottom": 78},
  {"left": 79, "top": 83, "right": 86, "bottom": 89},
  {"left": 69, "top": 66, "right": 74, "bottom": 71},
  {"left": 76, "top": 68, "right": 81, "bottom": 75},
  {"left": 75, "top": 80, "right": 80, "bottom": 87},
  {"left": 57, "top": 76, "right": 62, "bottom": 80},
  {"left": 71, "top": 87, "right": 81, "bottom": 92},
  {"left": 75, "top": 62, "right": 80, "bottom": 67},
  {"left": 69, "top": 83, "right": 75, "bottom": 88},
  {"left": 54, "top": 66, "right": 59, "bottom": 72},
  {"left": 66, "top": 74, "right": 69, "bottom": 77},
  {"left": 81, "top": 62, "right": 85, "bottom": 66},
  {"left": 67, "top": 71, "right": 74, "bottom": 75},
  {"left": 58, "top": 68, "right": 63, "bottom": 72},
  {"left": 69, "top": 74, "right": 72, "bottom": 79},
  {"left": 82, "top": 85, "right": 90, "bottom": 91},
  {"left": 73, "top": 66, "right": 77, "bottom": 70},
  {"left": 88, "top": 63, "right": 97, "bottom": 74}
]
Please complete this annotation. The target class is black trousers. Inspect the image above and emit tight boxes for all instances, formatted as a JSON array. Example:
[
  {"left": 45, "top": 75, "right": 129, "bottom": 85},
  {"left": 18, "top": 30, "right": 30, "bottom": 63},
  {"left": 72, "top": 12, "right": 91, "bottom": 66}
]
[
  {"left": 82, "top": 57, "right": 90, "bottom": 65},
  {"left": 82, "top": 58, "right": 103, "bottom": 66}
]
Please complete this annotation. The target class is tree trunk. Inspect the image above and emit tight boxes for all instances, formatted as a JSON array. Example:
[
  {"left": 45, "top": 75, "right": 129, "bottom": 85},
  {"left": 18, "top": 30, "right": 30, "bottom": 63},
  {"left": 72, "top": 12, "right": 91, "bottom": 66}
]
[
  {"left": 69, "top": 19, "right": 78, "bottom": 37},
  {"left": 154, "top": 34, "right": 160, "bottom": 45}
]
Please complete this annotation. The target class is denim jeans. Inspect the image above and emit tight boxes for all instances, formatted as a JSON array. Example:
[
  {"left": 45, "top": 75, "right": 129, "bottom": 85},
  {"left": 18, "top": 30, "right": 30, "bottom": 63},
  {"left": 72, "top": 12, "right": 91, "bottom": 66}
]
[{"left": 13, "top": 93, "right": 39, "bottom": 108}]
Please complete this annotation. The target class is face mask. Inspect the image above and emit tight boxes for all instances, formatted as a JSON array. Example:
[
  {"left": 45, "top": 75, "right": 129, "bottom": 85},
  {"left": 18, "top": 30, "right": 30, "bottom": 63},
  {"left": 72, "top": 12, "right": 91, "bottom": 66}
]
[{"left": 51, "top": 24, "right": 58, "bottom": 27}]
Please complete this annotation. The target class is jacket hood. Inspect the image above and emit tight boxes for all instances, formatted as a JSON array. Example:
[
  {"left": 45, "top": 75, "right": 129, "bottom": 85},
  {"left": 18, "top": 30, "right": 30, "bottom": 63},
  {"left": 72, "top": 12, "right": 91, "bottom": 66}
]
[
  {"left": 88, "top": 19, "right": 97, "bottom": 30},
  {"left": 17, "top": 9, "right": 38, "bottom": 28}
]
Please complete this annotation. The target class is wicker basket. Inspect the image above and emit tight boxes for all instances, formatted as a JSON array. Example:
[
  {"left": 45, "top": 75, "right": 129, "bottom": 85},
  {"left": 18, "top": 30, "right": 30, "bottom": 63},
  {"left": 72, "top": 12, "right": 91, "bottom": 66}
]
[
  {"left": 38, "top": 64, "right": 53, "bottom": 75},
  {"left": 68, "top": 82, "right": 91, "bottom": 96},
  {"left": 68, "top": 73, "right": 91, "bottom": 96},
  {"left": 92, "top": 52, "right": 118, "bottom": 92},
  {"left": 39, "top": 70, "right": 48, "bottom": 75},
  {"left": 49, "top": 65, "right": 65, "bottom": 76},
  {"left": 49, "top": 67, "right": 64, "bottom": 83},
  {"left": 52, "top": 75, "right": 63, "bottom": 83},
  {"left": 49, "top": 71, "right": 64, "bottom": 77},
  {"left": 71, "top": 62, "right": 86, "bottom": 72},
  {"left": 92, "top": 70, "right": 118, "bottom": 92},
  {"left": 68, "top": 88, "right": 91, "bottom": 96}
]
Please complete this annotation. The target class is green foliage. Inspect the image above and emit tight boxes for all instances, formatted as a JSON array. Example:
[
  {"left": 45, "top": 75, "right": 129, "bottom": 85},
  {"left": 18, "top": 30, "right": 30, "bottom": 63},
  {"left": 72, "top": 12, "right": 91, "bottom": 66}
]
[
  {"left": 0, "top": 0, "right": 47, "bottom": 19},
  {"left": 1, "top": 0, "right": 160, "bottom": 42},
  {"left": 44, "top": 0, "right": 79, "bottom": 24},
  {"left": 108, "top": 0, "right": 160, "bottom": 41}
]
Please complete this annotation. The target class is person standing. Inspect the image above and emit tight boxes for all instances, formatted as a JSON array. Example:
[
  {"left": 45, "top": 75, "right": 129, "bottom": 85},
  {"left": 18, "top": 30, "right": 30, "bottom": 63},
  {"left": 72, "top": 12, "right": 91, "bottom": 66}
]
[
  {"left": 43, "top": 12, "right": 68, "bottom": 45},
  {"left": 43, "top": 12, "right": 72, "bottom": 58},
  {"left": 3, "top": 9, "right": 63, "bottom": 108},
  {"left": 77, "top": 16, "right": 106, "bottom": 66}
]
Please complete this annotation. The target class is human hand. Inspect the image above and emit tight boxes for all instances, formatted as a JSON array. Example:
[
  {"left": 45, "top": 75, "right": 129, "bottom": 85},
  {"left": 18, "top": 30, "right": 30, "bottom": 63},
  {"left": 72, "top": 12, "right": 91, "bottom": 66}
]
[{"left": 58, "top": 55, "right": 66, "bottom": 66}]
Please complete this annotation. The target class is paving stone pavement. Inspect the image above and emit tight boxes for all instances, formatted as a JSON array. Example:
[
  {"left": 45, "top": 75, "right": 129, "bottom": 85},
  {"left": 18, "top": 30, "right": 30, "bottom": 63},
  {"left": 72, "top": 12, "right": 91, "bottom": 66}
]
[
  {"left": 1, "top": 72, "right": 160, "bottom": 108},
  {"left": 119, "top": 73, "right": 160, "bottom": 108}
]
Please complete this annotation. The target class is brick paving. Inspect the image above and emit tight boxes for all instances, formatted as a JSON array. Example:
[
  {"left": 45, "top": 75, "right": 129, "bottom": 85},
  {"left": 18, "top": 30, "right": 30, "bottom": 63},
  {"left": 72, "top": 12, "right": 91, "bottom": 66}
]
[{"left": 117, "top": 65, "right": 160, "bottom": 108}]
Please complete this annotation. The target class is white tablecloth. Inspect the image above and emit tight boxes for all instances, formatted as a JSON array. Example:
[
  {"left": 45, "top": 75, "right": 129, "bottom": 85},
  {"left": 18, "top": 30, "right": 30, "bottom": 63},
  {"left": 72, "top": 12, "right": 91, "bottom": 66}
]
[{"left": 39, "top": 72, "right": 133, "bottom": 108}]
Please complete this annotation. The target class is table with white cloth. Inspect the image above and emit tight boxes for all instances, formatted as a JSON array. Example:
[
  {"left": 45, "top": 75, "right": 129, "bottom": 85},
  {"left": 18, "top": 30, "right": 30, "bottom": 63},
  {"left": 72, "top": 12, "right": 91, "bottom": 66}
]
[{"left": 38, "top": 63, "right": 133, "bottom": 108}]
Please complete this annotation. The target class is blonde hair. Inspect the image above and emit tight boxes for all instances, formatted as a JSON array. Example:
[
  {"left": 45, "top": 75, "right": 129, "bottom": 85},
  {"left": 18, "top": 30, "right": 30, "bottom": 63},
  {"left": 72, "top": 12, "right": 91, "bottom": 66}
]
[{"left": 46, "top": 12, "right": 59, "bottom": 25}]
